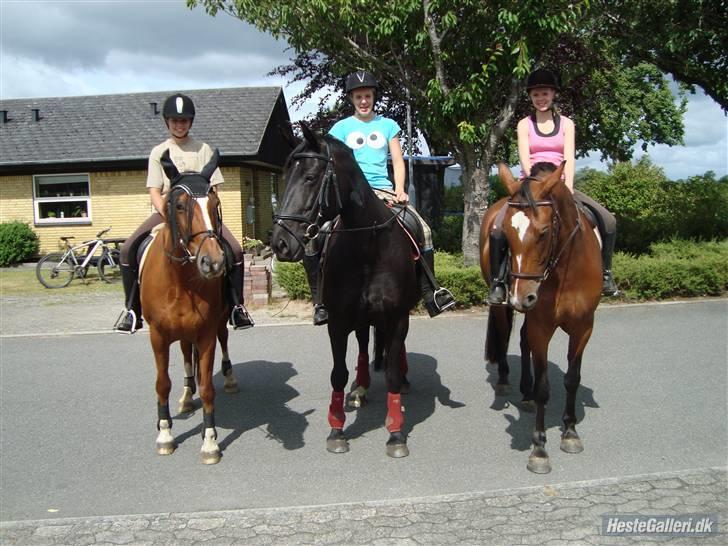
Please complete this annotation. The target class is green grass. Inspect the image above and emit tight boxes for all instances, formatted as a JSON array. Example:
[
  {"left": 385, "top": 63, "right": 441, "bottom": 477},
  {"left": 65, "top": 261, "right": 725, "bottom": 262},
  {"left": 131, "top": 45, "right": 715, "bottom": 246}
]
[{"left": 0, "top": 266, "right": 123, "bottom": 296}]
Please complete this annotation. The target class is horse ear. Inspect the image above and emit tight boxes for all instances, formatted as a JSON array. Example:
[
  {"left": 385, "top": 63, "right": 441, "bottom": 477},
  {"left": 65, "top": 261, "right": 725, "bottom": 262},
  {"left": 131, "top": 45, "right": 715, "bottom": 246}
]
[
  {"left": 300, "top": 121, "right": 320, "bottom": 152},
  {"left": 200, "top": 148, "right": 220, "bottom": 180},
  {"left": 497, "top": 162, "right": 521, "bottom": 196},
  {"left": 541, "top": 161, "right": 566, "bottom": 193},
  {"left": 279, "top": 122, "right": 299, "bottom": 150},
  {"left": 160, "top": 149, "right": 180, "bottom": 181}
]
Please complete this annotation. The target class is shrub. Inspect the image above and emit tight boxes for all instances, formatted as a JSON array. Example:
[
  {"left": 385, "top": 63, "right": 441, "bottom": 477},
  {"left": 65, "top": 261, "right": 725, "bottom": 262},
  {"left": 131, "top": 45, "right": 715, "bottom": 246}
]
[
  {"left": 273, "top": 260, "right": 310, "bottom": 299},
  {"left": 0, "top": 221, "right": 39, "bottom": 266},
  {"left": 432, "top": 215, "right": 463, "bottom": 253},
  {"left": 612, "top": 239, "right": 728, "bottom": 299}
]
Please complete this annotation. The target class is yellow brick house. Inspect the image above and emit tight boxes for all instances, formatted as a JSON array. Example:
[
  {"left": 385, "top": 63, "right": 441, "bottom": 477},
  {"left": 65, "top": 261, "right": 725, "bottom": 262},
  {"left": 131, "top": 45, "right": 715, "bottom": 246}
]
[{"left": 0, "top": 87, "right": 293, "bottom": 254}]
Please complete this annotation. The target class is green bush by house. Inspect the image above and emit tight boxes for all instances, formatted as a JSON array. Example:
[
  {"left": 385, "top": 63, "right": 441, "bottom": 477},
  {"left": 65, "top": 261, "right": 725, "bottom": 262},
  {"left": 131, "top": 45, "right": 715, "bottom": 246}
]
[{"left": 0, "top": 221, "right": 40, "bottom": 267}]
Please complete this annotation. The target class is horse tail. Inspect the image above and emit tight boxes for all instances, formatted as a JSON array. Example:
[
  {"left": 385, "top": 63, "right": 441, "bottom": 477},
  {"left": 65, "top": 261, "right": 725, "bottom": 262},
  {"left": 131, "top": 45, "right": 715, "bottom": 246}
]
[{"left": 485, "top": 306, "right": 514, "bottom": 364}]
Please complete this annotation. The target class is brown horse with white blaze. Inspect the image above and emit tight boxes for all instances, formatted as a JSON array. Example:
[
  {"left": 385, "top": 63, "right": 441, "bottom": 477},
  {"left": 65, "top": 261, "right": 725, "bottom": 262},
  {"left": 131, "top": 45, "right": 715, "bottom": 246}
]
[
  {"left": 140, "top": 149, "right": 236, "bottom": 465},
  {"left": 480, "top": 162, "right": 602, "bottom": 474}
]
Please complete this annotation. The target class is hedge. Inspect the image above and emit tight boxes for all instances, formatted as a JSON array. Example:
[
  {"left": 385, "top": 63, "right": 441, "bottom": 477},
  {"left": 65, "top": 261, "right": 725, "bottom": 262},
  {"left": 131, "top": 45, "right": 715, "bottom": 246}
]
[
  {"left": 274, "top": 240, "right": 727, "bottom": 307},
  {"left": 0, "top": 221, "right": 40, "bottom": 267}
]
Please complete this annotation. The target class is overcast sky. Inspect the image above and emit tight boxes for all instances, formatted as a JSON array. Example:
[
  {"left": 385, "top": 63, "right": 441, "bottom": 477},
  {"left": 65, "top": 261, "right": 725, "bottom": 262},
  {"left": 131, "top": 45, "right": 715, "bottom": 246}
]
[{"left": 1, "top": 0, "right": 725, "bottom": 180}]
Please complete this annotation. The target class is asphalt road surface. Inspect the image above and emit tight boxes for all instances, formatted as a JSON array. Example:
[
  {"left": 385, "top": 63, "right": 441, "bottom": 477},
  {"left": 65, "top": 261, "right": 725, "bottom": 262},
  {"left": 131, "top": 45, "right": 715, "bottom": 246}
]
[{"left": 0, "top": 299, "right": 726, "bottom": 539}]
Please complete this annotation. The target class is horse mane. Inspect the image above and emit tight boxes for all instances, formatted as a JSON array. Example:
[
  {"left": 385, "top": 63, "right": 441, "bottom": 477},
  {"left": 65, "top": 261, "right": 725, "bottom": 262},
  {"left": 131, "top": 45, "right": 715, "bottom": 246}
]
[{"left": 321, "top": 135, "right": 372, "bottom": 208}]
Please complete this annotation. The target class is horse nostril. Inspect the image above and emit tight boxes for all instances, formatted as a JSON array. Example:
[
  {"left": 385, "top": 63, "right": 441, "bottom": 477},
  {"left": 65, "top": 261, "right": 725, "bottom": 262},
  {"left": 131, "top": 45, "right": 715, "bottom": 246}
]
[
  {"left": 276, "top": 239, "right": 288, "bottom": 254},
  {"left": 524, "top": 293, "right": 538, "bottom": 308}
]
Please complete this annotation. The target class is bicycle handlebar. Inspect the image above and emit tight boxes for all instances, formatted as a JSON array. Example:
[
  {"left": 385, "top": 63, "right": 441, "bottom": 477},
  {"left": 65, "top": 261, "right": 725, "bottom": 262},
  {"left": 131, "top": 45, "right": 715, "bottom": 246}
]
[{"left": 96, "top": 227, "right": 112, "bottom": 238}]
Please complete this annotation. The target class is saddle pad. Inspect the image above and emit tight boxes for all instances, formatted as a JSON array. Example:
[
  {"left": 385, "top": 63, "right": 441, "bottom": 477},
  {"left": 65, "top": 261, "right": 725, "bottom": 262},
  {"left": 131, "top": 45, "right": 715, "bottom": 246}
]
[{"left": 137, "top": 223, "right": 164, "bottom": 280}]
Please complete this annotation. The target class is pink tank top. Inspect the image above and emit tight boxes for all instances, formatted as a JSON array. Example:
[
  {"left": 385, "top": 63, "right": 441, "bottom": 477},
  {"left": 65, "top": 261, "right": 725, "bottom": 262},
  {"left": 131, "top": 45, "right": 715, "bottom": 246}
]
[{"left": 521, "top": 113, "right": 567, "bottom": 178}]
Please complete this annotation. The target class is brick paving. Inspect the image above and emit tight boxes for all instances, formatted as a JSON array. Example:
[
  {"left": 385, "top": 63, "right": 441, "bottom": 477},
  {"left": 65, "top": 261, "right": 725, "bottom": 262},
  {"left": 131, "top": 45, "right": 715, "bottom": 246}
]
[{"left": 2, "top": 467, "right": 725, "bottom": 545}]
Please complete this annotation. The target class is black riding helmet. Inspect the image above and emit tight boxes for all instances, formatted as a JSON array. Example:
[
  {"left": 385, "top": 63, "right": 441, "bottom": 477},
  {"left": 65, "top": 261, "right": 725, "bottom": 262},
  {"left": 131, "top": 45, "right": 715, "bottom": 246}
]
[
  {"left": 526, "top": 69, "right": 560, "bottom": 91},
  {"left": 345, "top": 71, "right": 379, "bottom": 94},
  {"left": 163, "top": 93, "right": 196, "bottom": 120}
]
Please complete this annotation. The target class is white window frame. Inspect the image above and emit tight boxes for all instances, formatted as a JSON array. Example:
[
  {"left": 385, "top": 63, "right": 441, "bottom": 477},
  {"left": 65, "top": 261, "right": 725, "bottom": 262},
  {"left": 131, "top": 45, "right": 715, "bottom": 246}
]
[{"left": 32, "top": 173, "right": 92, "bottom": 225}]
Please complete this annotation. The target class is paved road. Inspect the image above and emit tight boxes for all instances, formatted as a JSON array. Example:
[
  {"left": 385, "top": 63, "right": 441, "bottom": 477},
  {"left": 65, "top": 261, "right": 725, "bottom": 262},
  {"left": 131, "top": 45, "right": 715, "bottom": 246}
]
[{"left": 1, "top": 297, "right": 726, "bottom": 543}]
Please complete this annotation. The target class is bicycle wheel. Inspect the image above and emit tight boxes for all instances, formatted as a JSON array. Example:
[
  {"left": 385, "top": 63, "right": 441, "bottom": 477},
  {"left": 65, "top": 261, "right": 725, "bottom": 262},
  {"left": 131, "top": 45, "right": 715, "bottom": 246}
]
[
  {"left": 36, "top": 253, "right": 75, "bottom": 288},
  {"left": 97, "top": 248, "right": 121, "bottom": 283}
]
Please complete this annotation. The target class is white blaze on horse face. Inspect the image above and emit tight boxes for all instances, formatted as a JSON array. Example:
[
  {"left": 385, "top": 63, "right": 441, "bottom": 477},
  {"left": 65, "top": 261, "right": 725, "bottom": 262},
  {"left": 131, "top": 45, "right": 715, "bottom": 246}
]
[
  {"left": 511, "top": 211, "right": 530, "bottom": 243},
  {"left": 196, "top": 197, "right": 214, "bottom": 232}
]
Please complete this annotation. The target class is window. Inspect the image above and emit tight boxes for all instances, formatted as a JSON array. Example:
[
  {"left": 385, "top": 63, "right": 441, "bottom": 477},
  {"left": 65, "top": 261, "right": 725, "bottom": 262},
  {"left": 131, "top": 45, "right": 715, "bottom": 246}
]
[{"left": 33, "top": 173, "right": 91, "bottom": 224}]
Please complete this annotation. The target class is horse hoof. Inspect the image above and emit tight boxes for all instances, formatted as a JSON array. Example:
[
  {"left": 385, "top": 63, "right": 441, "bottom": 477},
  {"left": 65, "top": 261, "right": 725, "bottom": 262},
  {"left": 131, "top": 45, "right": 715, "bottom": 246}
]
[
  {"left": 223, "top": 370, "right": 239, "bottom": 394},
  {"left": 326, "top": 429, "right": 349, "bottom": 454},
  {"left": 178, "top": 401, "right": 195, "bottom": 414},
  {"left": 527, "top": 455, "right": 551, "bottom": 474},
  {"left": 201, "top": 450, "right": 221, "bottom": 465},
  {"left": 386, "top": 442, "right": 409, "bottom": 458},
  {"left": 156, "top": 441, "right": 176, "bottom": 456},
  {"left": 494, "top": 383, "right": 511, "bottom": 396},
  {"left": 346, "top": 392, "right": 367, "bottom": 409},
  {"left": 224, "top": 383, "right": 239, "bottom": 394},
  {"left": 560, "top": 433, "right": 584, "bottom": 454},
  {"left": 520, "top": 400, "right": 536, "bottom": 413}
]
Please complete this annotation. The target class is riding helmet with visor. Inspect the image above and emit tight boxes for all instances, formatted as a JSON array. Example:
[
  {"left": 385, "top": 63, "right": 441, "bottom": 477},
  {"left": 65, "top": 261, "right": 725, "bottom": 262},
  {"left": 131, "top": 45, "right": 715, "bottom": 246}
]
[
  {"left": 345, "top": 71, "right": 379, "bottom": 94},
  {"left": 525, "top": 69, "right": 560, "bottom": 91},
  {"left": 162, "top": 93, "right": 196, "bottom": 120}
]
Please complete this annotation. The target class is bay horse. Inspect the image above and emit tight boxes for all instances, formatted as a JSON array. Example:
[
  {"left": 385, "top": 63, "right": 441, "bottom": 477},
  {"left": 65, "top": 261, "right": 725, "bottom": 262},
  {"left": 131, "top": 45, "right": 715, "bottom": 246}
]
[
  {"left": 479, "top": 162, "right": 602, "bottom": 474},
  {"left": 140, "top": 149, "right": 236, "bottom": 465},
  {"left": 271, "top": 123, "right": 419, "bottom": 458}
]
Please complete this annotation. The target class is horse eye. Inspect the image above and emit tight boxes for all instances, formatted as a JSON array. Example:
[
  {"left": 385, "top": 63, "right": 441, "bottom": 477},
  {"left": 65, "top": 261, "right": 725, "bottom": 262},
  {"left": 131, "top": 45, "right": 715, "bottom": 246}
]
[{"left": 175, "top": 203, "right": 185, "bottom": 212}]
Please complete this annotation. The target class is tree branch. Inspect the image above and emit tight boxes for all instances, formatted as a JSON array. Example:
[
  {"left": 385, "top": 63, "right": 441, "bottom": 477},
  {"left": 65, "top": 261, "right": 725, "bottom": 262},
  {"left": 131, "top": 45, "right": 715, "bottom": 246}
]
[
  {"left": 485, "top": 77, "right": 523, "bottom": 158},
  {"left": 423, "top": 0, "right": 450, "bottom": 95}
]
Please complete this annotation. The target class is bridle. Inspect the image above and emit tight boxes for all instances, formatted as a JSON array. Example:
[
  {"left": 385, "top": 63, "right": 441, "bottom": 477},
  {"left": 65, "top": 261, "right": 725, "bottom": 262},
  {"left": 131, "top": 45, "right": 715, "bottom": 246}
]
[
  {"left": 273, "top": 141, "right": 403, "bottom": 250},
  {"left": 166, "top": 182, "right": 224, "bottom": 265},
  {"left": 507, "top": 178, "right": 581, "bottom": 282}
]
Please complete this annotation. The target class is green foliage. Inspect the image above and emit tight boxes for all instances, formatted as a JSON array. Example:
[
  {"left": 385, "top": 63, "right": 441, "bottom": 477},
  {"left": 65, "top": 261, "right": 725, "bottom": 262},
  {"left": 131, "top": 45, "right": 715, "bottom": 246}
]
[
  {"left": 0, "top": 221, "right": 40, "bottom": 267},
  {"left": 273, "top": 260, "right": 310, "bottom": 299},
  {"left": 613, "top": 240, "right": 728, "bottom": 299},
  {"left": 435, "top": 252, "right": 488, "bottom": 307},
  {"left": 443, "top": 185, "right": 464, "bottom": 212},
  {"left": 432, "top": 215, "right": 463, "bottom": 253},
  {"left": 577, "top": 157, "right": 728, "bottom": 253}
]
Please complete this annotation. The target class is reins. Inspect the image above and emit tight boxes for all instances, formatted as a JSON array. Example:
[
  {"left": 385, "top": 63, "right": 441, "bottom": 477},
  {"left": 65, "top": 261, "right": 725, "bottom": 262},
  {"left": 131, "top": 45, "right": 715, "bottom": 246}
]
[
  {"left": 273, "top": 141, "right": 404, "bottom": 247},
  {"left": 164, "top": 183, "right": 223, "bottom": 265}
]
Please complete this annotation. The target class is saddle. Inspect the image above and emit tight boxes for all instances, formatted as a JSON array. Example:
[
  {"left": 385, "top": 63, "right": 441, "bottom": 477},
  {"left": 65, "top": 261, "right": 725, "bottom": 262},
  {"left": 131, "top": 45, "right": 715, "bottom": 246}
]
[{"left": 389, "top": 204, "right": 423, "bottom": 258}]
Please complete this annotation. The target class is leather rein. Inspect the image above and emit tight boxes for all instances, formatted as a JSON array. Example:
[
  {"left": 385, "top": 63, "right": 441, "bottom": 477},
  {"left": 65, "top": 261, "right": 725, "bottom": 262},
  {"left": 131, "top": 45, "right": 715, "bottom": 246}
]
[
  {"left": 273, "top": 142, "right": 402, "bottom": 250},
  {"left": 507, "top": 180, "right": 582, "bottom": 282},
  {"left": 165, "top": 183, "right": 223, "bottom": 265}
]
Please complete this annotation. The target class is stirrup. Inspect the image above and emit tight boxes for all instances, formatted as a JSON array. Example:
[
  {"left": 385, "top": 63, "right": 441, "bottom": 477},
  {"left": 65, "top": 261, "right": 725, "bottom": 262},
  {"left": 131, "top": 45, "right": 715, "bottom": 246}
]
[
  {"left": 113, "top": 308, "right": 138, "bottom": 334},
  {"left": 433, "top": 287, "right": 456, "bottom": 312},
  {"left": 230, "top": 304, "right": 255, "bottom": 330},
  {"left": 313, "top": 304, "right": 329, "bottom": 326},
  {"left": 487, "top": 282, "right": 508, "bottom": 305}
]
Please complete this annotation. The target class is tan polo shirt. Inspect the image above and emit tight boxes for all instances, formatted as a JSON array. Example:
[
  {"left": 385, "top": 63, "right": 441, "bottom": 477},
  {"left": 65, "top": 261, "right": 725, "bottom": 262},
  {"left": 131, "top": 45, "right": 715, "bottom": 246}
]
[{"left": 146, "top": 137, "right": 224, "bottom": 194}]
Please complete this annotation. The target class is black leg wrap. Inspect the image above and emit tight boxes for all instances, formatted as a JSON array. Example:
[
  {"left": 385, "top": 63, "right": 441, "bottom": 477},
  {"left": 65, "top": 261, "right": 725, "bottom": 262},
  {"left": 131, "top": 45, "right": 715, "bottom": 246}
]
[
  {"left": 184, "top": 376, "right": 196, "bottom": 395},
  {"left": 202, "top": 411, "right": 217, "bottom": 440},
  {"left": 157, "top": 403, "right": 172, "bottom": 430},
  {"left": 221, "top": 359, "right": 231, "bottom": 376}
]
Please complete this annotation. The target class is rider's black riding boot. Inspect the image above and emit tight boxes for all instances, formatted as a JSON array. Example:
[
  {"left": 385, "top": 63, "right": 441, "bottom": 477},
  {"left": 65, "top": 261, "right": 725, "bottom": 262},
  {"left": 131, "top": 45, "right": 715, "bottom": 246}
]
[
  {"left": 227, "top": 262, "right": 254, "bottom": 329},
  {"left": 303, "top": 252, "right": 328, "bottom": 325},
  {"left": 487, "top": 231, "right": 508, "bottom": 305},
  {"left": 114, "top": 264, "right": 143, "bottom": 333},
  {"left": 600, "top": 228, "right": 619, "bottom": 297},
  {"left": 419, "top": 249, "right": 456, "bottom": 317}
]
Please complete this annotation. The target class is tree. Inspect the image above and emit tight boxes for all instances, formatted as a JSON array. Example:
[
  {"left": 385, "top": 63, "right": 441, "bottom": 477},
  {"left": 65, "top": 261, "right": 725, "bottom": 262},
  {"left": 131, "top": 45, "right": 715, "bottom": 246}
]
[{"left": 190, "top": 0, "right": 691, "bottom": 264}]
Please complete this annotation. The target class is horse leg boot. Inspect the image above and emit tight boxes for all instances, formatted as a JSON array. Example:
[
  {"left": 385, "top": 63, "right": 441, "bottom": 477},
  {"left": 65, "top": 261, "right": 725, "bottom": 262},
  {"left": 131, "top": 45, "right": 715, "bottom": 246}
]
[
  {"left": 226, "top": 261, "right": 254, "bottom": 330},
  {"left": 487, "top": 230, "right": 509, "bottom": 305},
  {"left": 303, "top": 252, "right": 328, "bottom": 325},
  {"left": 113, "top": 264, "right": 143, "bottom": 333},
  {"left": 419, "top": 249, "right": 455, "bottom": 317}
]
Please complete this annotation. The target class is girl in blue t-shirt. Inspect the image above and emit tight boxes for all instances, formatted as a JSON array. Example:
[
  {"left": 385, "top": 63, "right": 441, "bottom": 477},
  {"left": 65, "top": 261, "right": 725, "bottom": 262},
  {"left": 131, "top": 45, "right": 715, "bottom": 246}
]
[{"left": 303, "top": 71, "right": 455, "bottom": 325}]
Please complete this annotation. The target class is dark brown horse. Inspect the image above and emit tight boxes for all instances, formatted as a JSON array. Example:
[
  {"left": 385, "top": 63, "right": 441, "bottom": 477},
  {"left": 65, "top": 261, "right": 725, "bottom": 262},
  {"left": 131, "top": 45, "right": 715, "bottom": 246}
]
[
  {"left": 480, "top": 162, "right": 602, "bottom": 473},
  {"left": 140, "top": 149, "right": 235, "bottom": 465},
  {"left": 271, "top": 124, "right": 419, "bottom": 458}
]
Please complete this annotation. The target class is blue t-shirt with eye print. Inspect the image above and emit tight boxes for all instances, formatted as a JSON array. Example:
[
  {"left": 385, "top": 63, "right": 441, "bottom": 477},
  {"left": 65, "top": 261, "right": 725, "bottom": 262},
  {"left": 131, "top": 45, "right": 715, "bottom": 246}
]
[{"left": 329, "top": 115, "right": 401, "bottom": 190}]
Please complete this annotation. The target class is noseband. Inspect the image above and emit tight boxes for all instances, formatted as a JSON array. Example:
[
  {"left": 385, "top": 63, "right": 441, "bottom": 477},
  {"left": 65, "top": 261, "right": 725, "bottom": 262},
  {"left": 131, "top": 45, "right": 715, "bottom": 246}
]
[
  {"left": 507, "top": 179, "right": 581, "bottom": 282},
  {"left": 273, "top": 142, "right": 342, "bottom": 249},
  {"left": 166, "top": 183, "right": 223, "bottom": 265}
]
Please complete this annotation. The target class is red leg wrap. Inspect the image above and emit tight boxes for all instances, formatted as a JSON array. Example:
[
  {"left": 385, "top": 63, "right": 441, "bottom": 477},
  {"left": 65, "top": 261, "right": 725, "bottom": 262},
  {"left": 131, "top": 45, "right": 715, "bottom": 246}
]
[
  {"left": 355, "top": 352, "right": 370, "bottom": 389},
  {"left": 385, "top": 392, "right": 404, "bottom": 433},
  {"left": 399, "top": 345, "right": 408, "bottom": 376},
  {"left": 328, "top": 391, "right": 346, "bottom": 429}
]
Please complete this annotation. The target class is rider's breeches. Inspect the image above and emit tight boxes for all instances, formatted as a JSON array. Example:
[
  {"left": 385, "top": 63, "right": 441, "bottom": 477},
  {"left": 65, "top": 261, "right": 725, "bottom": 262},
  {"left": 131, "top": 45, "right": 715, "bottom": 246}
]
[
  {"left": 573, "top": 190, "right": 617, "bottom": 270},
  {"left": 372, "top": 188, "right": 433, "bottom": 250}
]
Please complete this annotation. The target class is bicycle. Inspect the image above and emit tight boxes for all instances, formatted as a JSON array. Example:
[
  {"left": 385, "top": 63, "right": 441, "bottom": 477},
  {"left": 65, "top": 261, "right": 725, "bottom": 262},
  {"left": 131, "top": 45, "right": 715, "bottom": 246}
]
[{"left": 36, "top": 227, "right": 124, "bottom": 288}]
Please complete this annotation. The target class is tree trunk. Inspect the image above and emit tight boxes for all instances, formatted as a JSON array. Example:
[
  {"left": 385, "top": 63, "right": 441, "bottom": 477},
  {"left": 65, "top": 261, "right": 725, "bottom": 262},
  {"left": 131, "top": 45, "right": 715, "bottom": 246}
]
[{"left": 459, "top": 145, "right": 491, "bottom": 266}]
